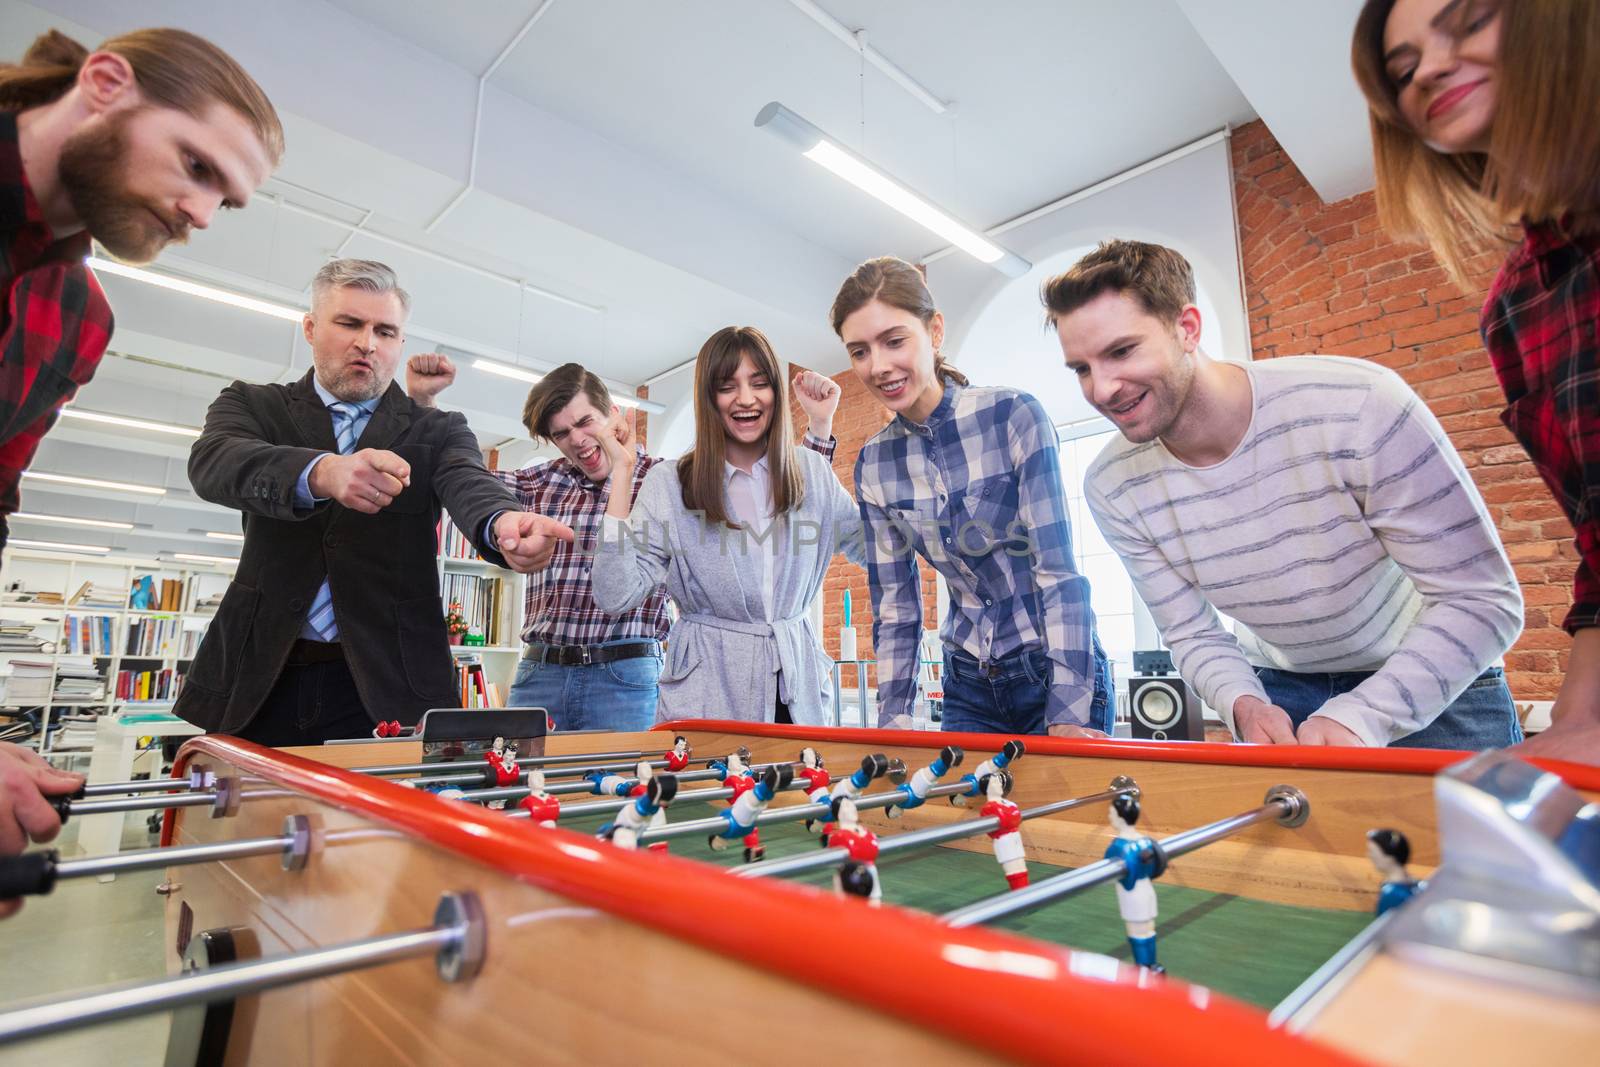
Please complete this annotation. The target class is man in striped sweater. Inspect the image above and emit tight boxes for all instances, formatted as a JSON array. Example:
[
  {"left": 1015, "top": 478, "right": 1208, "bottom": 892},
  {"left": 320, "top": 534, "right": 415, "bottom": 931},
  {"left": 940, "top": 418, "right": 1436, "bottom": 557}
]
[{"left": 1045, "top": 240, "right": 1522, "bottom": 750}]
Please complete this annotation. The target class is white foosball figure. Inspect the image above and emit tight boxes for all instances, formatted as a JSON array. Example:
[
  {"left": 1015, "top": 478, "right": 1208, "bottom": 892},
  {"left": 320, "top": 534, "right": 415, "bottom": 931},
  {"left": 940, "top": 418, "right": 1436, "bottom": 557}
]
[
  {"left": 951, "top": 740, "right": 1025, "bottom": 807},
  {"left": 828, "top": 796, "right": 881, "bottom": 905},
  {"left": 605, "top": 774, "right": 679, "bottom": 851},
  {"left": 821, "top": 754, "right": 890, "bottom": 843},
  {"left": 885, "top": 745, "right": 963, "bottom": 818},
  {"left": 708, "top": 764, "right": 794, "bottom": 862}
]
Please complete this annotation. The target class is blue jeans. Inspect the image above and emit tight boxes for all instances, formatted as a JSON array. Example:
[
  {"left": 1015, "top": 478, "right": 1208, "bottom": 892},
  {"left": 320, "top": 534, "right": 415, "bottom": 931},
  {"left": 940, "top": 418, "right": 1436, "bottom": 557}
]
[
  {"left": 940, "top": 639, "right": 1114, "bottom": 735},
  {"left": 1254, "top": 666, "right": 1523, "bottom": 750},
  {"left": 508, "top": 639, "right": 662, "bottom": 732}
]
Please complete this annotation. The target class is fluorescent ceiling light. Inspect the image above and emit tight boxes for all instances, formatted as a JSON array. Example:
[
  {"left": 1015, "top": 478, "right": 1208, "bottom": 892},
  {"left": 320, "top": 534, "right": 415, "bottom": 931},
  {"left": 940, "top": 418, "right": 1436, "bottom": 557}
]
[
  {"left": 58, "top": 407, "right": 201, "bottom": 438},
  {"left": 10, "top": 538, "right": 111, "bottom": 554},
  {"left": 205, "top": 531, "right": 245, "bottom": 542},
  {"left": 471, "top": 359, "right": 664, "bottom": 415},
  {"left": 754, "top": 102, "right": 1030, "bottom": 277},
  {"left": 22, "top": 471, "right": 167, "bottom": 496},
  {"left": 173, "top": 553, "right": 239, "bottom": 565},
  {"left": 87, "top": 257, "right": 305, "bottom": 322},
  {"left": 10, "top": 511, "right": 134, "bottom": 530}
]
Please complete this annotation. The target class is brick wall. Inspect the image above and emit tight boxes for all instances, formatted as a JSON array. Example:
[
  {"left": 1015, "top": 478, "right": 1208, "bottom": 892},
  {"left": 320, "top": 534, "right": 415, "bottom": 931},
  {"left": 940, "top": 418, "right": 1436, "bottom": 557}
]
[
  {"left": 790, "top": 362, "right": 940, "bottom": 693},
  {"left": 1231, "top": 120, "right": 1574, "bottom": 699},
  {"left": 631, "top": 385, "right": 649, "bottom": 451}
]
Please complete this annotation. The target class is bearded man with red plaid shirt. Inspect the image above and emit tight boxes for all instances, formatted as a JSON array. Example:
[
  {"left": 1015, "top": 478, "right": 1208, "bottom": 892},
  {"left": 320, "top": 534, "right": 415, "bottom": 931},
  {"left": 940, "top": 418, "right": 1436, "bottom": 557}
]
[
  {"left": 1, "top": 27, "right": 280, "bottom": 552},
  {"left": 408, "top": 355, "right": 839, "bottom": 731}
]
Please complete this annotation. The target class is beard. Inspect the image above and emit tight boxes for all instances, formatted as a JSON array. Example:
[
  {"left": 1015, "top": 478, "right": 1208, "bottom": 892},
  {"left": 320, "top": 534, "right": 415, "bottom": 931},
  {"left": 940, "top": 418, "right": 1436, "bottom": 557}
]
[
  {"left": 318, "top": 360, "right": 390, "bottom": 403},
  {"left": 57, "top": 111, "right": 186, "bottom": 264}
]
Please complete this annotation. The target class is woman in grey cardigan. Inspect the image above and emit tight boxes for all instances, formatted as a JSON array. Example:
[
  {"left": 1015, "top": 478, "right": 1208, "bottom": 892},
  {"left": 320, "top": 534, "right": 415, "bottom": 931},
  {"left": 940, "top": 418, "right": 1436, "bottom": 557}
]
[{"left": 591, "top": 326, "right": 866, "bottom": 725}]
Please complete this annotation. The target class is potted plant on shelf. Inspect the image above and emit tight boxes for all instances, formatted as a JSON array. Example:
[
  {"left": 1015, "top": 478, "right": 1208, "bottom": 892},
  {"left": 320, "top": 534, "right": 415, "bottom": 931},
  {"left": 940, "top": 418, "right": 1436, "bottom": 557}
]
[{"left": 445, "top": 601, "right": 468, "bottom": 645}]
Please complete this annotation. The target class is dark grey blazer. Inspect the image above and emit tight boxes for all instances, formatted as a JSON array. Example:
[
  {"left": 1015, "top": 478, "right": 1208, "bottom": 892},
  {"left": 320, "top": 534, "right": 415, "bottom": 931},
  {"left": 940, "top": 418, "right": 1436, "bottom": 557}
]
[{"left": 173, "top": 370, "right": 518, "bottom": 734}]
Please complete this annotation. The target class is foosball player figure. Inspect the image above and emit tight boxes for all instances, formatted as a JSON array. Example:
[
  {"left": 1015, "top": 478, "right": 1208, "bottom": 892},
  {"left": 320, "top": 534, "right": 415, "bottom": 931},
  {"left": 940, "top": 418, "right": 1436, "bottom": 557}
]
[
  {"left": 1105, "top": 793, "right": 1167, "bottom": 974},
  {"left": 979, "top": 771, "right": 1028, "bottom": 889},
  {"left": 1366, "top": 828, "right": 1422, "bottom": 916},
  {"left": 604, "top": 774, "right": 679, "bottom": 851},
  {"left": 518, "top": 769, "right": 561, "bottom": 828},
  {"left": 665, "top": 735, "right": 693, "bottom": 772},
  {"left": 819, "top": 753, "right": 890, "bottom": 845},
  {"left": 372, "top": 720, "right": 414, "bottom": 738},
  {"left": 708, "top": 764, "right": 794, "bottom": 863},
  {"left": 951, "top": 740, "right": 1025, "bottom": 807},
  {"left": 828, "top": 797, "right": 881, "bottom": 905},
  {"left": 885, "top": 745, "right": 964, "bottom": 819},
  {"left": 587, "top": 764, "right": 641, "bottom": 798},
  {"left": 796, "top": 747, "right": 831, "bottom": 833},
  {"left": 624, "top": 760, "right": 671, "bottom": 852}
]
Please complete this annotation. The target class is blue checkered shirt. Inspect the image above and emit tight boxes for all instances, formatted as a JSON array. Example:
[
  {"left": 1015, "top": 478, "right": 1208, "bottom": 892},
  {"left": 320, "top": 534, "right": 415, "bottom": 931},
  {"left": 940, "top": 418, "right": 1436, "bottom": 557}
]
[{"left": 854, "top": 383, "right": 1099, "bottom": 727}]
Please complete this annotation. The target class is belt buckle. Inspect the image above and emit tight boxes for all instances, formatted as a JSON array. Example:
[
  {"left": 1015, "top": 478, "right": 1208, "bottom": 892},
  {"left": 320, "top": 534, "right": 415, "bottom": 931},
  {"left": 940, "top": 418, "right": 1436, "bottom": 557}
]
[{"left": 579, "top": 645, "right": 593, "bottom": 666}]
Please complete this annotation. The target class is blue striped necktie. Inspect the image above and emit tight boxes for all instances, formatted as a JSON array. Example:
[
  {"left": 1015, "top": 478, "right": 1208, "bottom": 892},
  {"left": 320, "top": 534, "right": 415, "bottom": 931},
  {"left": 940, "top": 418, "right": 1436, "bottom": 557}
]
[{"left": 304, "top": 401, "right": 364, "bottom": 642}]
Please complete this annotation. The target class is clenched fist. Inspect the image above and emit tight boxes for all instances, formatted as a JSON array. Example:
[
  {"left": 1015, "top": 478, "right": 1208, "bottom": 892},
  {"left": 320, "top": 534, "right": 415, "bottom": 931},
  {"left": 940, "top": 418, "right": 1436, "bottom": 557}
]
[
  {"left": 792, "top": 369, "right": 840, "bottom": 439},
  {"left": 310, "top": 448, "right": 412, "bottom": 514},
  {"left": 493, "top": 511, "right": 576, "bottom": 573},
  {"left": 406, "top": 352, "right": 457, "bottom": 407}
]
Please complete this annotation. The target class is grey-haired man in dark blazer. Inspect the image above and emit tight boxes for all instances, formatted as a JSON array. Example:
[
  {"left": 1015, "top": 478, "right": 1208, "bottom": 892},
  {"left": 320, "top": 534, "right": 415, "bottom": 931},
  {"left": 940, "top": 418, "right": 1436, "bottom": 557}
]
[{"left": 175, "top": 259, "right": 573, "bottom": 745}]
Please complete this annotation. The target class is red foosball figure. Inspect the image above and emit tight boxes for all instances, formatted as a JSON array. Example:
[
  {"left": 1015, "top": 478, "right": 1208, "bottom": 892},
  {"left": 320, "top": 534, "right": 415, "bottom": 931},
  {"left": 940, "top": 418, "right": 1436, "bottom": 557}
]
[
  {"left": 978, "top": 771, "right": 1028, "bottom": 889},
  {"left": 664, "top": 735, "right": 693, "bottom": 773},
  {"left": 518, "top": 769, "right": 560, "bottom": 827},
  {"left": 828, "top": 796, "right": 881, "bottom": 905},
  {"left": 485, "top": 738, "right": 521, "bottom": 788},
  {"left": 796, "top": 747, "right": 831, "bottom": 833}
]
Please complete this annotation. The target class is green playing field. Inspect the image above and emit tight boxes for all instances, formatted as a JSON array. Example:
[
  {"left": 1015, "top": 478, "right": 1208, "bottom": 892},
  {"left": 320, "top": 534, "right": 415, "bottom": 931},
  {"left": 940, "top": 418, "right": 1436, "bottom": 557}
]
[{"left": 559, "top": 799, "right": 1374, "bottom": 1009}]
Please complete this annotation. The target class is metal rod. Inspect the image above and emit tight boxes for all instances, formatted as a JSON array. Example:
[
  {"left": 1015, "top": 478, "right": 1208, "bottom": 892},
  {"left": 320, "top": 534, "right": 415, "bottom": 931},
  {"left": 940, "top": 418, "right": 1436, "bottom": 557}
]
[
  {"left": 504, "top": 785, "right": 738, "bottom": 821},
  {"left": 55, "top": 835, "right": 287, "bottom": 881},
  {"left": 453, "top": 761, "right": 799, "bottom": 806},
  {"left": 406, "top": 757, "right": 678, "bottom": 789},
  {"left": 67, "top": 792, "right": 217, "bottom": 817},
  {"left": 0, "top": 902, "right": 472, "bottom": 1045},
  {"left": 942, "top": 787, "right": 1307, "bottom": 928},
  {"left": 637, "top": 779, "right": 975, "bottom": 845},
  {"left": 357, "top": 750, "right": 653, "bottom": 778},
  {"left": 79, "top": 777, "right": 190, "bottom": 798},
  {"left": 1269, "top": 911, "right": 1395, "bottom": 1030},
  {"left": 737, "top": 780, "right": 1137, "bottom": 879}
]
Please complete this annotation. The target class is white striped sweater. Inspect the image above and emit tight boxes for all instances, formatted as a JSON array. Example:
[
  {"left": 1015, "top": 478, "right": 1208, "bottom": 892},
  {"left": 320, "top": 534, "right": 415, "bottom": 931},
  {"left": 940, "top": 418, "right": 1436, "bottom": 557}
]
[{"left": 1085, "top": 356, "right": 1522, "bottom": 746}]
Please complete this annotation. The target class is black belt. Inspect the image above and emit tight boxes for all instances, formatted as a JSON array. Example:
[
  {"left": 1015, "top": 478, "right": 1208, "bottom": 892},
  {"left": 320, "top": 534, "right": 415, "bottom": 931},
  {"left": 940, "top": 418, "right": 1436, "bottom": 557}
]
[
  {"left": 287, "top": 639, "right": 346, "bottom": 665},
  {"left": 523, "top": 641, "right": 659, "bottom": 667}
]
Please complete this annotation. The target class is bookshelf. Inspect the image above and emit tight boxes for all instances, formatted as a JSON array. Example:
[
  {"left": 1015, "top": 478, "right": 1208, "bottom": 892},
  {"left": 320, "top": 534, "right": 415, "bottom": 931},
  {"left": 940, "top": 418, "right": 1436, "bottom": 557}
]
[
  {"left": 0, "top": 549, "right": 232, "bottom": 758},
  {"left": 438, "top": 512, "right": 525, "bottom": 708}
]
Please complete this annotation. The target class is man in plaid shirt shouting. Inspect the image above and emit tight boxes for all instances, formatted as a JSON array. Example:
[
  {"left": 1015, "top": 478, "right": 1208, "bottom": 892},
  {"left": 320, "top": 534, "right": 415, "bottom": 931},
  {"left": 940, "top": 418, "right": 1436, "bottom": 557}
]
[
  {"left": 409, "top": 355, "right": 839, "bottom": 730},
  {"left": 0, "top": 27, "right": 280, "bottom": 553}
]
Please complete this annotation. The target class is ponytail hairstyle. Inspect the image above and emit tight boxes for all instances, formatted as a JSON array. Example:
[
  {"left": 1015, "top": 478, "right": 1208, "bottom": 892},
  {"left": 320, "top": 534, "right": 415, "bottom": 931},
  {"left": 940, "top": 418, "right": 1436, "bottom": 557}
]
[
  {"left": 829, "top": 256, "right": 968, "bottom": 388},
  {"left": 0, "top": 27, "right": 284, "bottom": 165}
]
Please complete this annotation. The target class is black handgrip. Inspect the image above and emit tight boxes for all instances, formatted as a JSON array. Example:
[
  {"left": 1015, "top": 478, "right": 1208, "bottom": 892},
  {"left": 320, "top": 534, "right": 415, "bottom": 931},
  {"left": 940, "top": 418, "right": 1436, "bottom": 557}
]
[
  {"left": 0, "top": 850, "right": 60, "bottom": 897},
  {"left": 49, "top": 796, "right": 72, "bottom": 826}
]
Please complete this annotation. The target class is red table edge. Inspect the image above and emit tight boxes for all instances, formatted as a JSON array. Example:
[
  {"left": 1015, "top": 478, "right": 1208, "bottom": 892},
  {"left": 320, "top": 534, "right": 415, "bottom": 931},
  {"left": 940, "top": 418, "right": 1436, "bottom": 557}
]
[
  {"left": 653, "top": 719, "right": 1600, "bottom": 791},
  {"left": 167, "top": 734, "right": 1373, "bottom": 1067}
]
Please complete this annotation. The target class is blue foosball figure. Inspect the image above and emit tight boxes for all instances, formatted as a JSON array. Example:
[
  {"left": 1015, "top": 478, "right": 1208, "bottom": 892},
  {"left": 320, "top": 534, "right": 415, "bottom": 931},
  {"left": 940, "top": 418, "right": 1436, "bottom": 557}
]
[
  {"left": 1104, "top": 793, "right": 1167, "bottom": 974},
  {"left": 950, "top": 740, "right": 1025, "bottom": 808},
  {"left": 885, "top": 745, "right": 964, "bottom": 819},
  {"left": 1366, "top": 828, "right": 1423, "bottom": 916}
]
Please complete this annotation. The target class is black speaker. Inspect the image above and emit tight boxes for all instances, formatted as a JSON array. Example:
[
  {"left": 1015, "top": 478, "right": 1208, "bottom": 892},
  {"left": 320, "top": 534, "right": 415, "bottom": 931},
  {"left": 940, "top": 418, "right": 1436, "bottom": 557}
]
[{"left": 1128, "top": 650, "right": 1203, "bottom": 742}]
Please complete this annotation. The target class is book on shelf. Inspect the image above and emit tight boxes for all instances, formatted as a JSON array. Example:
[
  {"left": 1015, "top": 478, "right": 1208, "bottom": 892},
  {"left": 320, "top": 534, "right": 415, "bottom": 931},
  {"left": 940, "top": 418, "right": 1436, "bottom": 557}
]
[
  {"left": 67, "top": 581, "right": 123, "bottom": 610},
  {"left": 115, "top": 667, "right": 183, "bottom": 702},
  {"left": 52, "top": 656, "right": 106, "bottom": 702},
  {"left": 1, "top": 582, "right": 63, "bottom": 605},
  {"left": 49, "top": 713, "right": 99, "bottom": 751},
  {"left": 441, "top": 571, "right": 505, "bottom": 646},
  {"left": 3, "top": 658, "right": 52, "bottom": 704},
  {"left": 186, "top": 573, "right": 226, "bottom": 614},
  {"left": 129, "top": 576, "right": 185, "bottom": 612},
  {"left": 125, "top": 616, "right": 182, "bottom": 658},
  {"left": 63, "top": 613, "right": 116, "bottom": 656},
  {"left": 0, "top": 618, "right": 55, "bottom": 653},
  {"left": 452, "top": 654, "right": 500, "bottom": 708},
  {"left": 437, "top": 512, "right": 483, "bottom": 562}
]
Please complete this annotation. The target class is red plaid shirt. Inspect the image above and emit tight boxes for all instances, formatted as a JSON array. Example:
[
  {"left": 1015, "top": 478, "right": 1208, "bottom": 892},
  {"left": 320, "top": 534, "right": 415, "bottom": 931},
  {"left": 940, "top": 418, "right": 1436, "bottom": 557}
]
[
  {"left": 1481, "top": 220, "right": 1600, "bottom": 633},
  {"left": 0, "top": 109, "right": 114, "bottom": 524},
  {"left": 495, "top": 434, "right": 837, "bottom": 647}
]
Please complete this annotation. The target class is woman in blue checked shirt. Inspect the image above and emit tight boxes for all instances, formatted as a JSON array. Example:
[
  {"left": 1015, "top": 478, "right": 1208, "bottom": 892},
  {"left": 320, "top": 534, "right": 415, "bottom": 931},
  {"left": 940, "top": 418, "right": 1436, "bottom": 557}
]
[{"left": 832, "top": 257, "right": 1112, "bottom": 738}]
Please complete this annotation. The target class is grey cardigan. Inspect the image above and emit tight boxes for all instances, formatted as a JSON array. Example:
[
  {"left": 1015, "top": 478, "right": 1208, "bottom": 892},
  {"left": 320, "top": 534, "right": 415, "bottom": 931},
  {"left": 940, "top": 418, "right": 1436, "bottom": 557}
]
[{"left": 591, "top": 447, "right": 866, "bottom": 725}]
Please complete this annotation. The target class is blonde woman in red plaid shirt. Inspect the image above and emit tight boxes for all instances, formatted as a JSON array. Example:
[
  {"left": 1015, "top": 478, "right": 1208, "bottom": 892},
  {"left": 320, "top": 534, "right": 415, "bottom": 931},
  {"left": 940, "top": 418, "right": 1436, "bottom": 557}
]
[
  {"left": 1353, "top": 0, "right": 1600, "bottom": 763},
  {"left": 408, "top": 356, "right": 837, "bottom": 731}
]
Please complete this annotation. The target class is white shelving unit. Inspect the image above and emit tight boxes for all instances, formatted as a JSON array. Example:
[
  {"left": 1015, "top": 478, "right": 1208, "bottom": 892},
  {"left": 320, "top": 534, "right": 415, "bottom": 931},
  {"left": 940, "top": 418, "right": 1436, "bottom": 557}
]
[
  {"left": 439, "top": 511, "right": 526, "bottom": 706},
  {"left": 0, "top": 548, "right": 233, "bottom": 759}
]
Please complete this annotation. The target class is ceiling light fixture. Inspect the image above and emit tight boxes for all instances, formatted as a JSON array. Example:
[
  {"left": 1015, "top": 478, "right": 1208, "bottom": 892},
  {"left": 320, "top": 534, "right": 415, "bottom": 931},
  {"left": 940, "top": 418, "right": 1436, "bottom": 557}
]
[
  {"left": 205, "top": 531, "right": 246, "bottom": 542},
  {"left": 10, "top": 512, "right": 134, "bottom": 530},
  {"left": 58, "top": 407, "right": 202, "bottom": 438},
  {"left": 173, "top": 553, "right": 239, "bottom": 565},
  {"left": 10, "top": 538, "right": 111, "bottom": 554},
  {"left": 87, "top": 257, "right": 305, "bottom": 322},
  {"left": 471, "top": 359, "right": 665, "bottom": 415},
  {"left": 22, "top": 471, "right": 167, "bottom": 496},
  {"left": 754, "top": 102, "right": 1030, "bottom": 277}
]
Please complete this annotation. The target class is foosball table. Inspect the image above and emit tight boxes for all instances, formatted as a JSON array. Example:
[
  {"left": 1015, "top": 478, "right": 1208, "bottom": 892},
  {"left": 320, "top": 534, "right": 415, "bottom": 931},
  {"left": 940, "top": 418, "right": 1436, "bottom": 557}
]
[{"left": 1, "top": 719, "right": 1596, "bottom": 1066}]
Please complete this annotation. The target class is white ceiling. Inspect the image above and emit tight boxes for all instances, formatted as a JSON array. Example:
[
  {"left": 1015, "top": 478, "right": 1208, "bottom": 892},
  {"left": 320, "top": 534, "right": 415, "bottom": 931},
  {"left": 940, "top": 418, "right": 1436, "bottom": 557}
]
[{"left": 3, "top": 0, "right": 1374, "bottom": 558}]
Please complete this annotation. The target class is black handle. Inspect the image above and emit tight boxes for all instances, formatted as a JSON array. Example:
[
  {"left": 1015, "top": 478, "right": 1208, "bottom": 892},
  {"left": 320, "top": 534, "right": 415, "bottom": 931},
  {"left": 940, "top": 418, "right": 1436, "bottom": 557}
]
[
  {"left": 0, "top": 850, "right": 60, "bottom": 897},
  {"left": 49, "top": 796, "right": 72, "bottom": 826}
]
